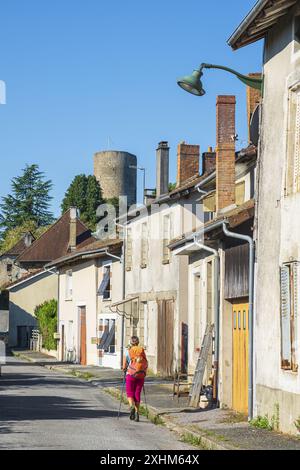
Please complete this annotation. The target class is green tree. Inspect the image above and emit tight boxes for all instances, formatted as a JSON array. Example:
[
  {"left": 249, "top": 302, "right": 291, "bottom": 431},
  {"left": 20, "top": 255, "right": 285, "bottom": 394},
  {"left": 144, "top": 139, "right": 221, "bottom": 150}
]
[
  {"left": 61, "top": 174, "right": 103, "bottom": 229},
  {"left": 35, "top": 299, "right": 58, "bottom": 351},
  {"left": 0, "top": 221, "right": 50, "bottom": 255},
  {"left": 0, "top": 164, "right": 54, "bottom": 237}
]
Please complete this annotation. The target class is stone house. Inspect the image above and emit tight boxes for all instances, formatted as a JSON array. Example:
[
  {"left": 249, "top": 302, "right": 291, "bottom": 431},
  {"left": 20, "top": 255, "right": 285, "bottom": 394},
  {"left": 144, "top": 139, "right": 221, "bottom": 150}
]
[
  {"left": 46, "top": 239, "right": 123, "bottom": 368},
  {"left": 0, "top": 232, "right": 35, "bottom": 288},
  {"left": 6, "top": 208, "right": 95, "bottom": 348},
  {"left": 169, "top": 93, "right": 257, "bottom": 415},
  {"left": 228, "top": 0, "right": 300, "bottom": 434}
]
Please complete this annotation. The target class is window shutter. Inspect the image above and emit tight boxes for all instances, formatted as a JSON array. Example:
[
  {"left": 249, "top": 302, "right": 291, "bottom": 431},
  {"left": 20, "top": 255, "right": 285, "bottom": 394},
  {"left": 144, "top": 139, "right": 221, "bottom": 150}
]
[
  {"left": 294, "top": 93, "right": 300, "bottom": 192},
  {"left": 292, "top": 262, "right": 299, "bottom": 371},
  {"left": 280, "top": 266, "right": 292, "bottom": 369},
  {"left": 126, "top": 228, "right": 132, "bottom": 269},
  {"left": 141, "top": 223, "right": 148, "bottom": 266},
  {"left": 98, "top": 268, "right": 110, "bottom": 295}
]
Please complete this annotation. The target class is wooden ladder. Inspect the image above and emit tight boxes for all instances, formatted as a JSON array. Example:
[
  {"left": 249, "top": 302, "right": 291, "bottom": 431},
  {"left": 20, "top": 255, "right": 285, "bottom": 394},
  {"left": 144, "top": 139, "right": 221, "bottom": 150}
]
[{"left": 189, "top": 323, "right": 214, "bottom": 408}]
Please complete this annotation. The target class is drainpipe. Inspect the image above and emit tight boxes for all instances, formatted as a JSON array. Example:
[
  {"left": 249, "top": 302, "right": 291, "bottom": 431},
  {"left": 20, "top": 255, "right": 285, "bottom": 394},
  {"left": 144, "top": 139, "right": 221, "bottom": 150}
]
[
  {"left": 194, "top": 240, "right": 220, "bottom": 404},
  {"left": 114, "top": 224, "right": 127, "bottom": 369},
  {"left": 222, "top": 222, "right": 254, "bottom": 420}
]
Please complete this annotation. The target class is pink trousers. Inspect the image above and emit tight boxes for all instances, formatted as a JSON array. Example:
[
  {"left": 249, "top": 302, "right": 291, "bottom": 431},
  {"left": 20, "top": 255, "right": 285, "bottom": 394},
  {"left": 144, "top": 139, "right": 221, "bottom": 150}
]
[{"left": 125, "top": 374, "right": 144, "bottom": 404}]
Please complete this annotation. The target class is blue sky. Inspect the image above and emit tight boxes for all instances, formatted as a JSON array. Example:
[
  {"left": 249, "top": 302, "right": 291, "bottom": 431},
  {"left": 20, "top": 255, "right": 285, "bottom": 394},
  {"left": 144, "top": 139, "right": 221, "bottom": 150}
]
[{"left": 0, "top": 0, "right": 263, "bottom": 216}]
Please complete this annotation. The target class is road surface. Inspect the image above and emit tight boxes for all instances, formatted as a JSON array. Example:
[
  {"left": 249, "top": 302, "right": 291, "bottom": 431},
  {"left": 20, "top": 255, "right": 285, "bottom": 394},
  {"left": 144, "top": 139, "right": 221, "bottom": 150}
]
[{"left": 0, "top": 357, "right": 194, "bottom": 450}]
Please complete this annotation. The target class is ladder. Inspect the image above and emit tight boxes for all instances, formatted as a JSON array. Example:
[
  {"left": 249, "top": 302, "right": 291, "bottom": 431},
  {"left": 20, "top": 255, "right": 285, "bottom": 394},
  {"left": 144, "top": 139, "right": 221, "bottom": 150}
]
[{"left": 189, "top": 323, "right": 214, "bottom": 408}]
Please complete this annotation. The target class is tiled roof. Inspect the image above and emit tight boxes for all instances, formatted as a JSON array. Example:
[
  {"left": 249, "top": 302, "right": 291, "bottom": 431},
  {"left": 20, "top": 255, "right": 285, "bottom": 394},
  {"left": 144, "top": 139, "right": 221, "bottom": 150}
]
[
  {"left": 0, "top": 233, "right": 35, "bottom": 257},
  {"left": 46, "top": 238, "right": 123, "bottom": 268},
  {"left": 16, "top": 209, "right": 95, "bottom": 264}
]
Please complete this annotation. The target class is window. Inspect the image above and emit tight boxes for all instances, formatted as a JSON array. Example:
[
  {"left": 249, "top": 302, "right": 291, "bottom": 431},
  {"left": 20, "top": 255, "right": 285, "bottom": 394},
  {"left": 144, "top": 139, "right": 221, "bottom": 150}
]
[
  {"left": 280, "top": 263, "right": 298, "bottom": 372},
  {"left": 126, "top": 227, "right": 133, "bottom": 271},
  {"left": 65, "top": 270, "right": 73, "bottom": 300},
  {"left": 141, "top": 223, "right": 148, "bottom": 268},
  {"left": 98, "top": 265, "right": 111, "bottom": 300},
  {"left": 285, "top": 85, "right": 300, "bottom": 195},
  {"left": 99, "top": 318, "right": 115, "bottom": 353}
]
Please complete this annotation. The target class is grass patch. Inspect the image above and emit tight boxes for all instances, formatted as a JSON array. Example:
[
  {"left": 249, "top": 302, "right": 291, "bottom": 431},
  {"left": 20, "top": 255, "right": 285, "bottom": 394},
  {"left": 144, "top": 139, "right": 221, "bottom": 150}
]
[
  {"left": 69, "top": 369, "right": 95, "bottom": 380},
  {"left": 250, "top": 415, "right": 273, "bottom": 431},
  {"left": 181, "top": 432, "right": 204, "bottom": 449}
]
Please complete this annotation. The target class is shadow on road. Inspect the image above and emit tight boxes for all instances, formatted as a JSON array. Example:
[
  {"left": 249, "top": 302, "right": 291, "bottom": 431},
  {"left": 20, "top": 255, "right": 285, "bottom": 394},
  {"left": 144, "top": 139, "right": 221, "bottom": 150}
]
[{"left": 0, "top": 393, "right": 127, "bottom": 423}]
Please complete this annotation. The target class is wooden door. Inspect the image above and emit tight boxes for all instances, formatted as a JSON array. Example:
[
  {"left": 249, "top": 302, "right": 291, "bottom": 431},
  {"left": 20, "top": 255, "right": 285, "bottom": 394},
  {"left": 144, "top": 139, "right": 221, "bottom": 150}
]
[
  {"left": 80, "top": 307, "right": 87, "bottom": 366},
  {"left": 157, "top": 300, "right": 174, "bottom": 376},
  {"left": 232, "top": 301, "right": 249, "bottom": 414}
]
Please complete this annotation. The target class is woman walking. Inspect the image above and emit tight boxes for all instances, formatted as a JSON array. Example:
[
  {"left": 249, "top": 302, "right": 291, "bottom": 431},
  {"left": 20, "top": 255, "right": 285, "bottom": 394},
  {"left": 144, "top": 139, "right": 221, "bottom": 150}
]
[{"left": 123, "top": 336, "right": 148, "bottom": 422}]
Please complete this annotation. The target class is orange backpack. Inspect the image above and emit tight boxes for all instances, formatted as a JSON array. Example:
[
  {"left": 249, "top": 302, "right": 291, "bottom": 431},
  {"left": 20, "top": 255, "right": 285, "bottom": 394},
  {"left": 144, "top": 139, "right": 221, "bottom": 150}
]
[{"left": 127, "top": 346, "right": 148, "bottom": 379}]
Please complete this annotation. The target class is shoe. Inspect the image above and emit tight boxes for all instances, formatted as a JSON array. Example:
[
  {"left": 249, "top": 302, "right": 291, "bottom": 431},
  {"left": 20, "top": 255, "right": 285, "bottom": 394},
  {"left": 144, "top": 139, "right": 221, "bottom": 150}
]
[
  {"left": 135, "top": 412, "right": 140, "bottom": 422},
  {"left": 129, "top": 407, "right": 135, "bottom": 420}
]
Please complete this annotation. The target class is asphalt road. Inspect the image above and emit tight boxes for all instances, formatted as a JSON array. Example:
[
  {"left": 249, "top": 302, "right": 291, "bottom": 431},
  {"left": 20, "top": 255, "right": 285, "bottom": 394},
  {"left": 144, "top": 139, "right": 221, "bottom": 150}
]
[{"left": 0, "top": 357, "right": 194, "bottom": 450}]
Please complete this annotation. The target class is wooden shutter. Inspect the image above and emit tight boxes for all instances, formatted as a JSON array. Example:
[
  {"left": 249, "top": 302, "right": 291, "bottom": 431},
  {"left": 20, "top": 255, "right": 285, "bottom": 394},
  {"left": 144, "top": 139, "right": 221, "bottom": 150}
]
[
  {"left": 280, "top": 265, "right": 292, "bottom": 369},
  {"left": 126, "top": 227, "right": 133, "bottom": 270},
  {"left": 162, "top": 215, "right": 170, "bottom": 262},
  {"left": 141, "top": 223, "right": 148, "bottom": 267},
  {"left": 291, "top": 262, "right": 299, "bottom": 371}
]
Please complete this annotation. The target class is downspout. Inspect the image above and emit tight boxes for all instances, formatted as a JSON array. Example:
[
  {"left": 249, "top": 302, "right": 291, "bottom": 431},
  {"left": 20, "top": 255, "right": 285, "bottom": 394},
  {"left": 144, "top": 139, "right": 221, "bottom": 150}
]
[
  {"left": 222, "top": 222, "right": 255, "bottom": 420},
  {"left": 194, "top": 240, "right": 220, "bottom": 404},
  {"left": 114, "top": 225, "right": 127, "bottom": 369}
]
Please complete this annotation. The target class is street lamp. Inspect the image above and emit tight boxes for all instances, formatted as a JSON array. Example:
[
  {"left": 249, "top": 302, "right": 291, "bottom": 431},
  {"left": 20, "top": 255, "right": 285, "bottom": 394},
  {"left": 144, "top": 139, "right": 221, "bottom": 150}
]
[
  {"left": 129, "top": 165, "right": 146, "bottom": 204},
  {"left": 177, "top": 63, "right": 263, "bottom": 96}
]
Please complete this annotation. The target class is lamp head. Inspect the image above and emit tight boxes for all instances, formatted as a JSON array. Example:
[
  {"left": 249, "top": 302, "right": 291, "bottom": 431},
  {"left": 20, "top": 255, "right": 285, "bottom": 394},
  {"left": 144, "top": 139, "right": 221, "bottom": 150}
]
[{"left": 177, "top": 69, "right": 205, "bottom": 96}]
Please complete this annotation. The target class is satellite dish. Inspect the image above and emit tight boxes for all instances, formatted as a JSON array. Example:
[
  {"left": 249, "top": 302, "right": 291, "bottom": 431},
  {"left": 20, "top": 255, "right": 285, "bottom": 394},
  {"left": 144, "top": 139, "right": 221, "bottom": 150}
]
[{"left": 250, "top": 104, "right": 260, "bottom": 147}]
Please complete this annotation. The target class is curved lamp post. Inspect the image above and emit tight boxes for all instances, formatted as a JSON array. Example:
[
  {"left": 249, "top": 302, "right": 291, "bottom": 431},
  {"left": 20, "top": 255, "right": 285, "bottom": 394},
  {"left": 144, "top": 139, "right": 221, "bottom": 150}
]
[{"left": 177, "top": 63, "right": 263, "bottom": 96}]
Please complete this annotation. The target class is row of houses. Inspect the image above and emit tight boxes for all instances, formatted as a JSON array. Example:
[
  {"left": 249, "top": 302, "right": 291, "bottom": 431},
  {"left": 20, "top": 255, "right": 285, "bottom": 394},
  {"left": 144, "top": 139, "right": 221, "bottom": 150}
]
[{"left": 0, "top": 0, "right": 300, "bottom": 435}]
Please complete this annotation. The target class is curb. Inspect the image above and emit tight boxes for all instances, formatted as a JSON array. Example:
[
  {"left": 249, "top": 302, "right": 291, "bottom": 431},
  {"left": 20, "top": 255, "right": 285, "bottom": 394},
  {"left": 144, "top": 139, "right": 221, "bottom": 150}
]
[
  {"left": 12, "top": 354, "right": 239, "bottom": 450},
  {"left": 103, "top": 386, "right": 239, "bottom": 451}
]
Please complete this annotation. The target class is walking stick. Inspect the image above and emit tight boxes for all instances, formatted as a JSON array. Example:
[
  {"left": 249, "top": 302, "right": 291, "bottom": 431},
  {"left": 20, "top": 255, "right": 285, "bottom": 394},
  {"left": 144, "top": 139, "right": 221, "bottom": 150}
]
[
  {"left": 118, "top": 372, "right": 126, "bottom": 420},
  {"left": 142, "top": 384, "right": 148, "bottom": 417}
]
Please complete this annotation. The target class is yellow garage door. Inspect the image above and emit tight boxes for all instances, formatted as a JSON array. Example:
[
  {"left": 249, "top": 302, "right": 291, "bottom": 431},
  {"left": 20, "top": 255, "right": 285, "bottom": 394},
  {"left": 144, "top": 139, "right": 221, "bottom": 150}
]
[{"left": 232, "top": 302, "right": 249, "bottom": 414}]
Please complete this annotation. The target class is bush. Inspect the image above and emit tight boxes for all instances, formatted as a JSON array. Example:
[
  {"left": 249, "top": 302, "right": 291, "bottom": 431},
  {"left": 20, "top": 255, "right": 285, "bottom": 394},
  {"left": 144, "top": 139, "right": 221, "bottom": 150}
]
[{"left": 35, "top": 299, "right": 57, "bottom": 351}]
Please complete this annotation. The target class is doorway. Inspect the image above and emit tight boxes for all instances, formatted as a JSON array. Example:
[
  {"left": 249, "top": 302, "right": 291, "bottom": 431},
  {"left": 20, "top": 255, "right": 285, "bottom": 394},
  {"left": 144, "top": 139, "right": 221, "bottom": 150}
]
[
  {"left": 232, "top": 300, "right": 249, "bottom": 414},
  {"left": 157, "top": 299, "right": 174, "bottom": 376},
  {"left": 79, "top": 306, "right": 87, "bottom": 366}
]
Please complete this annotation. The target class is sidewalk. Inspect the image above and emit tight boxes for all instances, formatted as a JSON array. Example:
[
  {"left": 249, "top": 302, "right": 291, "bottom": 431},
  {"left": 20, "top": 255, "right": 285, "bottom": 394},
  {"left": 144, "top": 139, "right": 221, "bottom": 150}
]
[{"left": 11, "top": 349, "right": 300, "bottom": 450}]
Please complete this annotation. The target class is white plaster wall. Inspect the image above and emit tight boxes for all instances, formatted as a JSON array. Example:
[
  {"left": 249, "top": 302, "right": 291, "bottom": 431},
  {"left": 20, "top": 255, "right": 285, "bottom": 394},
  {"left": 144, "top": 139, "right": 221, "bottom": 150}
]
[{"left": 255, "top": 9, "right": 300, "bottom": 432}]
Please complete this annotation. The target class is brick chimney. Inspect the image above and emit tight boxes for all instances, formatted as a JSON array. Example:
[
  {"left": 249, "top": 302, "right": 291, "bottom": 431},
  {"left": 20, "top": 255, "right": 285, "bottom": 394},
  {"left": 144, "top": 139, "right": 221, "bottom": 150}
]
[
  {"left": 156, "top": 141, "right": 169, "bottom": 197},
  {"left": 69, "top": 207, "right": 77, "bottom": 252},
  {"left": 177, "top": 142, "right": 200, "bottom": 186},
  {"left": 247, "top": 73, "right": 261, "bottom": 143},
  {"left": 202, "top": 147, "right": 216, "bottom": 175},
  {"left": 216, "top": 95, "right": 236, "bottom": 212}
]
